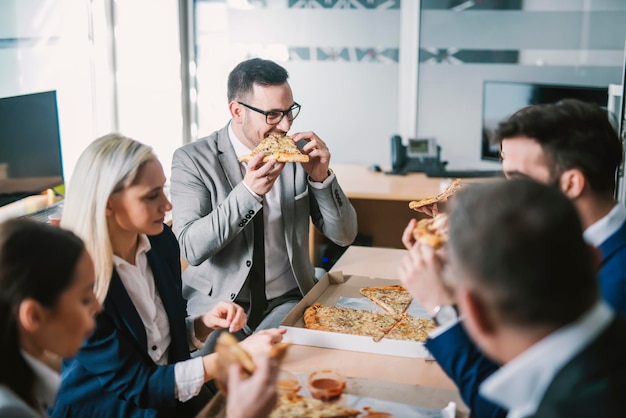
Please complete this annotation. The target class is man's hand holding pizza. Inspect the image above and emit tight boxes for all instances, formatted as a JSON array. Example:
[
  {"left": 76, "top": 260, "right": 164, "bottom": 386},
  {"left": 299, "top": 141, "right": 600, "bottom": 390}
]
[
  {"left": 292, "top": 131, "right": 331, "bottom": 182},
  {"left": 411, "top": 202, "right": 441, "bottom": 218},
  {"left": 243, "top": 153, "right": 285, "bottom": 196},
  {"left": 398, "top": 242, "right": 455, "bottom": 315}
]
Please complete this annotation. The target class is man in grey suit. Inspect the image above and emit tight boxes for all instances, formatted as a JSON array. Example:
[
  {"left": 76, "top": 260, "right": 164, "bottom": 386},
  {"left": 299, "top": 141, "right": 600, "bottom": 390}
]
[{"left": 170, "top": 58, "right": 358, "bottom": 346}]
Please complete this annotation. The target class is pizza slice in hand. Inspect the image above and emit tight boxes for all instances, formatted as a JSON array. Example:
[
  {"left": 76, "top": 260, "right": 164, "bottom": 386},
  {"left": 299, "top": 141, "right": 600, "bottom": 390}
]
[
  {"left": 412, "top": 213, "right": 449, "bottom": 249},
  {"left": 238, "top": 134, "right": 310, "bottom": 163},
  {"left": 408, "top": 178, "right": 463, "bottom": 211}
]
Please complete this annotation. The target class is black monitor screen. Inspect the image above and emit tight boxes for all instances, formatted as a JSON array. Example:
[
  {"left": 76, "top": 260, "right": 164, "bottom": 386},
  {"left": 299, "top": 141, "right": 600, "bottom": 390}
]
[
  {"left": 481, "top": 81, "right": 609, "bottom": 161},
  {"left": 0, "top": 91, "right": 63, "bottom": 205}
]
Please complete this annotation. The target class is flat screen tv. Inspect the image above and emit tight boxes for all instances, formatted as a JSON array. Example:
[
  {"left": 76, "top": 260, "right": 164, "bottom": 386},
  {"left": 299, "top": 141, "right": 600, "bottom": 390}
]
[
  {"left": 481, "top": 81, "right": 609, "bottom": 161},
  {"left": 0, "top": 91, "right": 64, "bottom": 206}
]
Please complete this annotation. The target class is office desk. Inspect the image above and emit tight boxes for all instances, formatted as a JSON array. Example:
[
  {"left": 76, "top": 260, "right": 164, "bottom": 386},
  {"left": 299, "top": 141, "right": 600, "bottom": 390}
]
[
  {"left": 283, "top": 245, "right": 469, "bottom": 416},
  {"left": 327, "top": 165, "right": 446, "bottom": 249}
]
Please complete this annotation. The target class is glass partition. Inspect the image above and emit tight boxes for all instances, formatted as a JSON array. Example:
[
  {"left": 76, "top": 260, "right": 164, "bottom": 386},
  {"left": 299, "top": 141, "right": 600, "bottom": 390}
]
[{"left": 416, "top": 0, "right": 626, "bottom": 170}]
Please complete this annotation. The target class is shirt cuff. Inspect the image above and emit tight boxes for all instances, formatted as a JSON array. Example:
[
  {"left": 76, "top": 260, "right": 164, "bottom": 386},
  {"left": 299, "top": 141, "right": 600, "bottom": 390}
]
[
  {"left": 242, "top": 180, "right": 263, "bottom": 202},
  {"left": 308, "top": 169, "right": 335, "bottom": 189},
  {"left": 428, "top": 317, "right": 462, "bottom": 339},
  {"left": 174, "top": 357, "right": 205, "bottom": 402}
]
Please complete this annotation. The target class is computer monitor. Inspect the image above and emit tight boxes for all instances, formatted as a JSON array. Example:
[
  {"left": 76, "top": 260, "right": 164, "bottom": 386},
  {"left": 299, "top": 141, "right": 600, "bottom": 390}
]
[
  {"left": 0, "top": 91, "right": 64, "bottom": 206},
  {"left": 481, "top": 81, "right": 609, "bottom": 161}
]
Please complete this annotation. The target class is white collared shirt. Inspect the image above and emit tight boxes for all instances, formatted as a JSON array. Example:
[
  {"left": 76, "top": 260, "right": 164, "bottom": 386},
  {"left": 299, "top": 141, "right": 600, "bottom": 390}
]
[
  {"left": 228, "top": 123, "right": 302, "bottom": 300},
  {"left": 113, "top": 235, "right": 204, "bottom": 402},
  {"left": 479, "top": 302, "right": 614, "bottom": 418},
  {"left": 21, "top": 351, "right": 60, "bottom": 415},
  {"left": 583, "top": 203, "right": 626, "bottom": 247}
]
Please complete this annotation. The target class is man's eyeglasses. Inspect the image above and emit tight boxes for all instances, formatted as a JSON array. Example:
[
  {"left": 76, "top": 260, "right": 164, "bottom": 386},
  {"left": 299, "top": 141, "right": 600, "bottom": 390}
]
[{"left": 237, "top": 101, "right": 301, "bottom": 125}]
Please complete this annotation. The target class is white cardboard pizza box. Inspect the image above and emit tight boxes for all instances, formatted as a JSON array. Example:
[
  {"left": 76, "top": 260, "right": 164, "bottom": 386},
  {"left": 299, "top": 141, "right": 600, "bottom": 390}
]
[{"left": 280, "top": 271, "right": 432, "bottom": 359}]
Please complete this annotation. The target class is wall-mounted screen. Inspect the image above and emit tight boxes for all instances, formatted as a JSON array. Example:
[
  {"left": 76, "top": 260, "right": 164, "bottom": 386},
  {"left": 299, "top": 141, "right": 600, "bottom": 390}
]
[
  {"left": 481, "top": 81, "right": 609, "bottom": 161},
  {"left": 0, "top": 91, "right": 63, "bottom": 206}
]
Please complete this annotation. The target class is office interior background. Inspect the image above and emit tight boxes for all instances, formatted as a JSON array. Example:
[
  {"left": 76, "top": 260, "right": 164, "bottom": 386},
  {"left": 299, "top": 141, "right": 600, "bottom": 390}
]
[{"left": 1, "top": 0, "right": 626, "bottom": 188}]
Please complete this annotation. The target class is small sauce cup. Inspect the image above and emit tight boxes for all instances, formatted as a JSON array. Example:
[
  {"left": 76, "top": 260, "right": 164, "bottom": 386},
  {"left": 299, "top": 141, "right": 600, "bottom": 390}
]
[
  {"left": 276, "top": 369, "right": 301, "bottom": 396},
  {"left": 307, "top": 369, "right": 345, "bottom": 401}
]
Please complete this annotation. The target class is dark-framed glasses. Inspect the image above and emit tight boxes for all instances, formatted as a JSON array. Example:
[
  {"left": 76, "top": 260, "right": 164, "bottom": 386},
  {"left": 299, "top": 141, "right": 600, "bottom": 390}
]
[{"left": 237, "top": 101, "right": 301, "bottom": 125}]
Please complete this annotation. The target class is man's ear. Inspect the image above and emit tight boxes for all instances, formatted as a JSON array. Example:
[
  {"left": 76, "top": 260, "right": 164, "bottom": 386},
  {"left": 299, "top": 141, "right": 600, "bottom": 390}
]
[
  {"left": 18, "top": 298, "right": 46, "bottom": 333},
  {"left": 559, "top": 168, "right": 585, "bottom": 199},
  {"left": 229, "top": 101, "right": 244, "bottom": 121}
]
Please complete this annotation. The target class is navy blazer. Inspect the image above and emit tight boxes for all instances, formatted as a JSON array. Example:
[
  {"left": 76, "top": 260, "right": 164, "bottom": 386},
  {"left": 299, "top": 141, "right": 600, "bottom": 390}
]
[
  {"left": 50, "top": 226, "right": 211, "bottom": 418},
  {"left": 532, "top": 316, "right": 626, "bottom": 417},
  {"left": 597, "top": 219, "right": 626, "bottom": 317},
  {"left": 426, "top": 219, "right": 626, "bottom": 418}
]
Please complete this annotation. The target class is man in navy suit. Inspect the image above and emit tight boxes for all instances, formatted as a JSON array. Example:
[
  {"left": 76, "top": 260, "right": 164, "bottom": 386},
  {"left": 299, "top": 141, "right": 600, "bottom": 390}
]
[
  {"left": 400, "top": 99, "right": 626, "bottom": 417},
  {"left": 405, "top": 179, "right": 626, "bottom": 417}
]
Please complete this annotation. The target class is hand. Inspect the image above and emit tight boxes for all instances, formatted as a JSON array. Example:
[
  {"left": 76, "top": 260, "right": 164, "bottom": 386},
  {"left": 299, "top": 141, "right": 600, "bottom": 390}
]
[
  {"left": 205, "top": 301, "right": 247, "bottom": 332},
  {"left": 226, "top": 352, "right": 279, "bottom": 418},
  {"left": 195, "top": 302, "right": 247, "bottom": 342},
  {"left": 243, "top": 153, "right": 285, "bottom": 196},
  {"left": 292, "top": 131, "right": 331, "bottom": 182},
  {"left": 401, "top": 219, "right": 418, "bottom": 250},
  {"left": 398, "top": 242, "right": 454, "bottom": 314},
  {"left": 412, "top": 202, "right": 440, "bottom": 217},
  {"left": 239, "top": 328, "right": 286, "bottom": 358}
]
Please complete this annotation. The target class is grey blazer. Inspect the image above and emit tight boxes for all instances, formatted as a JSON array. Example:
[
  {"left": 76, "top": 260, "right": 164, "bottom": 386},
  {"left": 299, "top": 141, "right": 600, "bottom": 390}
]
[
  {"left": 0, "top": 386, "right": 42, "bottom": 418},
  {"left": 170, "top": 125, "right": 358, "bottom": 315}
]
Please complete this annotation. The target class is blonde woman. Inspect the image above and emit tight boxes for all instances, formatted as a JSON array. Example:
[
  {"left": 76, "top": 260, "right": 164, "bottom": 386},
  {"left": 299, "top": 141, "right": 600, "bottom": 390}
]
[{"left": 51, "top": 134, "right": 283, "bottom": 418}]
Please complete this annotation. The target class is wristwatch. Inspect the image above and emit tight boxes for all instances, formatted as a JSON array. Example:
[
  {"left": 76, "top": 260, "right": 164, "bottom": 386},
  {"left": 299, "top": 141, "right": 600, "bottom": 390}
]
[{"left": 433, "top": 304, "right": 459, "bottom": 327}]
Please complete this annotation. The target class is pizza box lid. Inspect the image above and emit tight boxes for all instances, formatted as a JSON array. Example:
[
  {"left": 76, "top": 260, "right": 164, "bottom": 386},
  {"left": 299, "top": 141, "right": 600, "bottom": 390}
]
[{"left": 280, "top": 271, "right": 432, "bottom": 359}]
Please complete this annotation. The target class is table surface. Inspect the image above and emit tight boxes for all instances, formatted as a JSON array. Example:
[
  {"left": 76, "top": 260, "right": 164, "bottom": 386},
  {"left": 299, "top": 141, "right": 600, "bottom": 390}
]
[
  {"left": 332, "top": 164, "right": 446, "bottom": 201},
  {"left": 282, "top": 245, "right": 469, "bottom": 415}
]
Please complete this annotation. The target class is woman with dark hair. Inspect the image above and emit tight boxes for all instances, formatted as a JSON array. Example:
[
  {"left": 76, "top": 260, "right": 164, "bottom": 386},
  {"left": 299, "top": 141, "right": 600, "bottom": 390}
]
[{"left": 0, "top": 218, "right": 101, "bottom": 417}]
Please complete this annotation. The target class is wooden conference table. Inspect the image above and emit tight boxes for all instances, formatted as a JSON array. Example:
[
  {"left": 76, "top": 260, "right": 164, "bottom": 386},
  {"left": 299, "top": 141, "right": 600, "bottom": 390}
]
[{"left": 282, "top": 245, "right": 470, "bottom": 416}]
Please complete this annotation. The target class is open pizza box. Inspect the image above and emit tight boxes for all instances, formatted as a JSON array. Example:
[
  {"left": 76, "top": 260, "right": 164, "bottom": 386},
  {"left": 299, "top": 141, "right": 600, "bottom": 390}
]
[{"left": 280, "top": 271, "right": 432, "bottom": 359}]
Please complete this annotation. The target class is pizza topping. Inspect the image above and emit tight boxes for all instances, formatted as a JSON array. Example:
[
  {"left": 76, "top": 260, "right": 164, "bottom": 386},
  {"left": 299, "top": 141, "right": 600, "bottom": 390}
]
[
  {"left": 303, "top": 302, "right": 434, "bottom": 343},
  {"left": 270, "top": 394, "right": 360, "bottom": 418},
  {"left": 238, "top": 134, "right": 310, "bottom": 163},
  {"left": 413, "top": 213, "right": 449, "bottom": 249}
]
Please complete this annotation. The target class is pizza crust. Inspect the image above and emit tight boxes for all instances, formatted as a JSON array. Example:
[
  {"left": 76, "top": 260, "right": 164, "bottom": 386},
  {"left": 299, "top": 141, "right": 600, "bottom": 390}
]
[
  {"left": 238, "top": 134, "right": 310, "bottom": 163},
  {"left": 408, "top": 178, "right": 463, "bottom": 210}
]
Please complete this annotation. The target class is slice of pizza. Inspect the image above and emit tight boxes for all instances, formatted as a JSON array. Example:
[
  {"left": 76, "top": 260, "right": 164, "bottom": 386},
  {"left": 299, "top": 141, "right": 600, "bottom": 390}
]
[
  {"left": 359, "top": 285, "right": 413, "bottom": 316},
  {"left": 238, "top": 134, "right": 310, "bottom": 163},
  {"left": 270, "top": 394, "right": 360, "bottom": 418},
  {"left": 214, "top": 332, "right": 290, "bottom": 395},
  {"left": 384, "top": 315, "right": 437, "bottom": 342},
  {"left": 408, "top": 178, "right": 463, "bottom": 210},
  {"left": 412, "top": 213, "right": 449, "bottom": 249},
  {"left": 303, "top": 303, "right": 399, "bottom": 341}
]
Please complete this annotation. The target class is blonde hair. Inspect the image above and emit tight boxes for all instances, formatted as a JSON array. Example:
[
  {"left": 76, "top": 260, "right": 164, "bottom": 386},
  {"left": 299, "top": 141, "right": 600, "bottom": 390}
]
[{"left": 61, "top": 133, "right": 156, "bottom": 302}]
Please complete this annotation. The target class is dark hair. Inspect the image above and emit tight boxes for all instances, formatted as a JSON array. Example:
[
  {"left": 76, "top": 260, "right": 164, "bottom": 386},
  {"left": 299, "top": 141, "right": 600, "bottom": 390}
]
[
  {"left": 448, "top": 179, "right": 598, "bottom": 328},
  {"left": 227, "top": 58, "right": 289, "bottom": 102},
  {"left": 495, "top": 99, "right": 622, "bottom": 195},
  {"left": 0, "top": 219, "right": 85, "bottom": 409}
]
